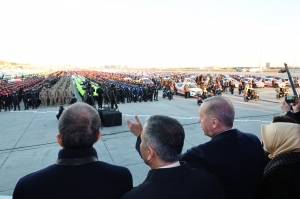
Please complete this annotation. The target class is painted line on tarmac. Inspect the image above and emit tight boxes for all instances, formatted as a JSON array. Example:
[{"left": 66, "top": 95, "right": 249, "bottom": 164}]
[
  {"left": 235, "top": 120, "right": 270, "bottom": 123},
  {"left": 3, "top": 112, "right": 271, "bottom": 123}
]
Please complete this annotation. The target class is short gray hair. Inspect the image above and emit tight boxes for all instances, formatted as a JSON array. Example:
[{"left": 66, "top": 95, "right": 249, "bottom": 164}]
[
  {"left": 143, "top": 115, "right": 185, "bottom": 162},
  {"left": 203, "top": 96, "right": 235, "bottom": 127},
  {"left": 58, "top": 102, "right": 101, "bottom": 148}
]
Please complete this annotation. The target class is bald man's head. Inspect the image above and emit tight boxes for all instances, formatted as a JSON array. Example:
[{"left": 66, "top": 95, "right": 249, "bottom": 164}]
[{"left": 58, "top": 102, "right": 101, "bottom": 148}]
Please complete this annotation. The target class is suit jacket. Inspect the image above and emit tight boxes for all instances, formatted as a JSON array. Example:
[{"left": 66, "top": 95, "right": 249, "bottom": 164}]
[
  {"left": 13, "top": 147, "right": 133, "bottom": 199},
  {"left": 121, "top": 162, "right": 224, "bottom": 199},
  {"left": 135, "top": 129, "right": 264, "bottom": 199},
  {"left": 69, "top": 97, "right": 77, "bottom": 104},
  {"left": 180, "top": 129, "right": 265, "bottom": 199}
]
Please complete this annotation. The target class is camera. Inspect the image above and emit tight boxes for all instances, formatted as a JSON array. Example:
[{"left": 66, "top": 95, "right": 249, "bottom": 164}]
[{"left": 285, "top": 95, "right": 295, "bottom": 104}]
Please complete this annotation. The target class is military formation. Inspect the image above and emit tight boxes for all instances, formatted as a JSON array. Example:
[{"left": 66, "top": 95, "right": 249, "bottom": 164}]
[{"left": 0, "top": 71, "right": 74, "bottom": 111}]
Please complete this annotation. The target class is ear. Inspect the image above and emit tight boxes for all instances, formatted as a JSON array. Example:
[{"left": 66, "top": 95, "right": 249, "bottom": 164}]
[
  {"left": 95, "top": 130, "right": 102, "bottom": 142},
  {"left": 212, "top": 117, "right": 219, "bottom": 128},
  {"left": 146, "top": 146, "right": 156, "bottom": 161},
  {"left": 56, "top": 134, "right": 63, "bottom": 148}
]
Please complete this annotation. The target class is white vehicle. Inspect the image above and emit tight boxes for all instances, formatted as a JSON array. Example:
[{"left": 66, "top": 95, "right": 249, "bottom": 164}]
[
  {"left": 243, "top": 78, "right": 264, "bottom": 88},
  {"left": 183, "top": 78, "right": 196, "bottom": 83},
  {"left": 174, "top": 82, "right": 202, "bottom": 98},
  {"left": 224, "top": 78, "right": 239, "bottom": 88},
  {"left": 281, "top": 78, "right": 300, "bottom": 87},
  {"left": 255, "top": 80, "right": 265, "bottom": 88},
  {"left": 264, "top": 78, "right": 285, "bottom": 88},
  {"left": 139, "top": 78, "right": 154, "bottom": 85},
  {"left": 123, "top": 77, "right": 132, "bottom": 81}
]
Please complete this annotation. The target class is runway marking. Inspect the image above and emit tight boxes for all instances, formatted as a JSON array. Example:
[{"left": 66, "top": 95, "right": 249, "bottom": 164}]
[
  {"left": 2, "top": 112, "right": 274, "bottom": 123},
  {"left": 234, "top": 106, "right": 277, "bottom": 113}
]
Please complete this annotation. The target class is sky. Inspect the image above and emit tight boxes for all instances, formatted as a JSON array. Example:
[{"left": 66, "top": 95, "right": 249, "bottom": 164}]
[{"left": 0, "top": 0, "right": 299, "bottom": 68}]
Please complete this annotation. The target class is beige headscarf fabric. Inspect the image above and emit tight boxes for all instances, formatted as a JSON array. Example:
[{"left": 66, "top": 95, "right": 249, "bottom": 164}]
[{"left": 261, "top": 123, "right": 300, "bottom": 159}]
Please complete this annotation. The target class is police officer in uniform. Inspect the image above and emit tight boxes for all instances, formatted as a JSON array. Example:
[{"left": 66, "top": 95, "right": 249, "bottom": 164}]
[
  {"left": 30, "top": 88, "right": 38, "bottom": 109},
  {"left": 21, "top": 89, "right": 29, "bottom": 110},
  {"left": 11, "top": 90, "right": 21, "bottom": 111},
  {"left": 3, "top": 91, "right": 11, "bottom": 111}
]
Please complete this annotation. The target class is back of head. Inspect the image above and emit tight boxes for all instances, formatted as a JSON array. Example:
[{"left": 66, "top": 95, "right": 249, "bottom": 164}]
[
  {"left": 261, "top": 123, "right": 300, "bottom": 159},
  {"left": 143, "top": 115, "right": 185, "bottom": 162},
  {"left": 58, "top": 102, "right": 101, "bottom": 148},
  {"left": 203, "top": 96, "right": 235, "bottom": 127}
]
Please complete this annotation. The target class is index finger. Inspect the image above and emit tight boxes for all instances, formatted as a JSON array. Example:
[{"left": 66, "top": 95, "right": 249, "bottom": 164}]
[
  {"left": 125, "top": 116, "right": 132, "bottom": 126},
  {"left": 134, "top": 115, "right": 142, "bottom": 125}
]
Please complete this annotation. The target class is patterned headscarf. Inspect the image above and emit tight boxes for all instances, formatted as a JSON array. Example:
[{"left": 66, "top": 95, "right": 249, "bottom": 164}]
[{"left": 261, "top": 123, "right": 300, "bottom": 159}]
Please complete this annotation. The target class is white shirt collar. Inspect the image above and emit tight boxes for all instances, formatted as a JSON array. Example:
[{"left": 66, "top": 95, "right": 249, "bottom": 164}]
[{"left": 157, "top": 161, "right": 180, "bottom": 169}]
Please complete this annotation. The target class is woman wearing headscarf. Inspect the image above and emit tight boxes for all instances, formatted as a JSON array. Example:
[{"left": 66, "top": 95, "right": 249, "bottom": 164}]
[{"left": 256, "top": 123, "right": 300, "bottom": 199}]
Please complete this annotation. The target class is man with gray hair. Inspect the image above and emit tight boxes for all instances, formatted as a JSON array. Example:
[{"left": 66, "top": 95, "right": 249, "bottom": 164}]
[
  {"left": 123, "top": 115, "right": 224, "bottom": 199},
  {"left": 13, "top": 102, "right": 133, "bottom": 199},
  {"left": 126, "top": 96, "right": 265, "bottom": 199}
]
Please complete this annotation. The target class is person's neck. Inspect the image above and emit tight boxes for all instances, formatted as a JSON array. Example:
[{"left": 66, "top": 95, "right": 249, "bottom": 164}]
[
  {"left": 150, "top": 160, "right": 179, "bottom": 169},
  {"left": 211, "top": 127, "right": 232, "bottom": 138}
]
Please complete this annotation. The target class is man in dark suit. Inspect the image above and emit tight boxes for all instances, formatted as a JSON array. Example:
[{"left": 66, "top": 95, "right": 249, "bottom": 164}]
[
  {"left": 126, "top": 96, "right": 265, "bottom": 199},
  {"left": 13, "top": 102, "right": 133, "bottom": 199},
  {"left": 123, "top": 115, "right": 224, "bottom": 199},
  {"left": 69, "top": 94, "right": 77, "bottom": 105}
]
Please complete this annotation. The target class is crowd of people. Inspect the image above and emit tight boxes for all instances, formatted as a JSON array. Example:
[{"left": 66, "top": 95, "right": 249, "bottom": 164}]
[
  {"left": 0, "top": 72, "right": 78, "bottom": 111},
  {"left": 0, "top": 70, "right": 281, "bottom": 112},
  {"left": 10, "top": 92, "right": 300, "bottom": 198}
]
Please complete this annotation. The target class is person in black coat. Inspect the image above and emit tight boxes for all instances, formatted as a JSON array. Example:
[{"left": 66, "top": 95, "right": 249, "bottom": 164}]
[
  {"left": 2, "top": 91, "right": 11, "bottom": 111},
  {"left": 21, "top": 89, "right": 29, "bottom": 110},
  {"left": 11, "top": 90, "right": 20, "bottom": 111},
  {"left": 56, "top": 106, "right": 65, "bottom": 120},
  {"left": 13, "top": 102, "right": 133, "bottom": 199},
  {"left": 256, "top": 123, "right": 300, "bottom": 199},
  {"left": 69, "top": 94, "right": 77, "bottom": 105},
  {"left": 123, "top": 115, "right": 224, "bottom": 199},
  {"left": 96, "top": 84, "right": 103, "bottom": 109},
  {"left": 281, "top": 96, "right": 300, "bottom": 124},
  {"left": 29, "top": 88, "right": 38, "bottom": 109},
  {"left": 108, "top": 84, "right": 118, "bottom": 110},
  {"left": 127, "top": 96, "right": 265, "bottom": 199}
]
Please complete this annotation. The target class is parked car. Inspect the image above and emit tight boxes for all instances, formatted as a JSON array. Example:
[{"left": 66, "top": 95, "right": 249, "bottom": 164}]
[
  {"left": 255, "top": 80, "right": 265, "bottom": 88},
  {"left": 224, "top": 78, "right": 239, "bottom": 87},
  {"left": 174, "top": 82, "right": 202, "bottom": 98},
  {"left": 264, "top": 78, "right": 285, "bottom": 88},
  {"left": 139, "top": 78, "right": 154, "bottom": 85},
  {"left": 281, "top": 78, "right": 300, "bottom": 87}
]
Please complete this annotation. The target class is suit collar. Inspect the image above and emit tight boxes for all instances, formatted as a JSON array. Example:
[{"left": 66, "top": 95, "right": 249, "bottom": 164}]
[
  {"left": 144, "top": 162, "right": 191, "bottom": 182},
  {"left": 58, "top": 147, "right": 98, "bottom": 159},
  {"left": 210, "top": 128, "right": 242, "bottom": 141}
]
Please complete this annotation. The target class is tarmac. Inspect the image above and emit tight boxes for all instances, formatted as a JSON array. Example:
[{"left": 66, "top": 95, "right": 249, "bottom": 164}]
[{"left": 0, "top": 86, "right": 294, "bottom": 198}]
